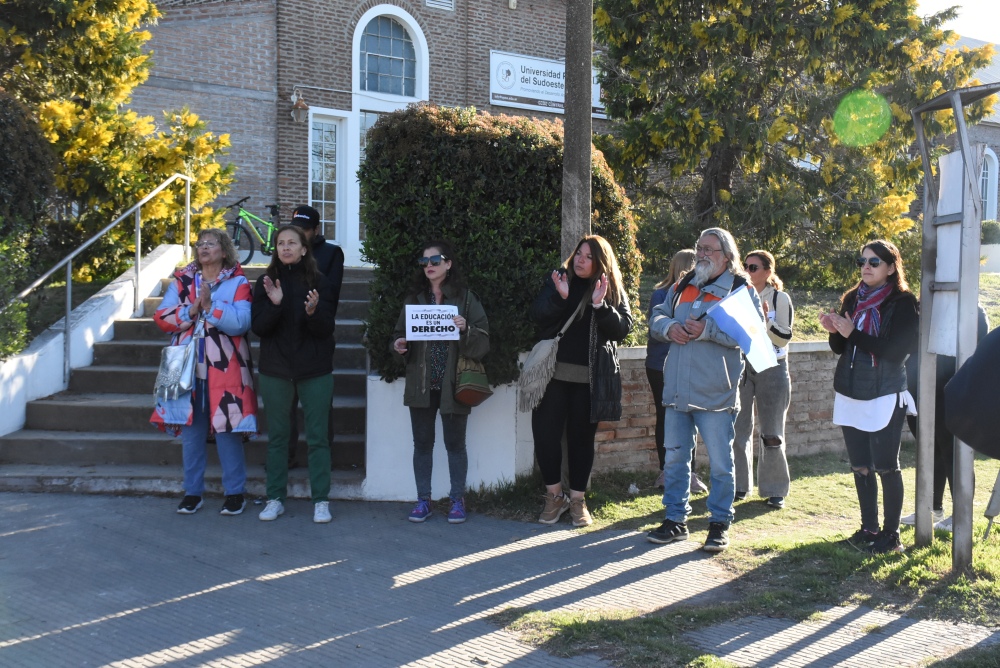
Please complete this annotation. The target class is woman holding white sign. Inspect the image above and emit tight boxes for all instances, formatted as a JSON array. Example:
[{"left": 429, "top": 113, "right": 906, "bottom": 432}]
[
  {"left": 819, "top": 239, "right": 918, "bottom": 554},
  {"left": 392, "top": 240, "right": 490, "bottom": 524},
  {"left": 529, "top": 235, "right": 633, "bottom": 527}
]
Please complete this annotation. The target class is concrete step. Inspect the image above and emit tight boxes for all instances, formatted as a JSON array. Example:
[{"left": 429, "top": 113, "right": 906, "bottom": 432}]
[
  {"left": 112, "top": 317, "right": 366, "bottom": 345},
  {"left": 69, "top": 365, "right": 367, "bottom": 396},
  {"left": 0, "top": 464, "right": 366, "bottom": 500},
  {"left": 24, "top": 393, "right": 367, "bottom": 434},
  {"left": 0, "top": 430, "right": 365, "bottom": 468},
  {"left": 92, "top": 339, "right": 368, "bottom": 370}
]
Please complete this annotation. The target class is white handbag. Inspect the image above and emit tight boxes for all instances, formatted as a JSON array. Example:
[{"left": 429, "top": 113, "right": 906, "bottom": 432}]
[
  {"left": 154, "top": 318, "right": 203, "bottom": 401},
  {"left": 517, "top": 299, "right": 585, "bottom": 412}
]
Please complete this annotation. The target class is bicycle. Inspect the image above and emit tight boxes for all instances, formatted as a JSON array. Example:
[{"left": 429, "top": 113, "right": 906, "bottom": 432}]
[{"left": 224, "top": 196, "right": 281, "bottom": 265}]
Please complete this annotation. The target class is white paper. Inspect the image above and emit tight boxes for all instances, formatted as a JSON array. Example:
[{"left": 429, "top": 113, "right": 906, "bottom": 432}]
[{"left": 405, "top": 305, "right": 460, "bottom": 341}]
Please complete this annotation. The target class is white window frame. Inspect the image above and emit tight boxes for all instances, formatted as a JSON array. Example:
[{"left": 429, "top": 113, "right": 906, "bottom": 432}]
[
  {"left": 341, "top": 5, "right": 429, "bottom": 266},
  {"left": 306, "top": 108, "right": 351, "bottom": 247},
  {"left": 982, "top": 146, "right": 998, "bottom": 222}
]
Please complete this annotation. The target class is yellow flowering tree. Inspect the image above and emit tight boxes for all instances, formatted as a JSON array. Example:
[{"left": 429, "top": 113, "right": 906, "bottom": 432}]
[
  {"left": 1, "top": 0, "right": 234, "bottom": 279},
  {"left": 595, "top": 0, "right": 995, "bottom": 284}
]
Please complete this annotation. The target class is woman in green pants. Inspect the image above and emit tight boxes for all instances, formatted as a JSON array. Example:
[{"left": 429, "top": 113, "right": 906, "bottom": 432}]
[{"left": 252, "top": 225, "right": 337, "bottom": 523}]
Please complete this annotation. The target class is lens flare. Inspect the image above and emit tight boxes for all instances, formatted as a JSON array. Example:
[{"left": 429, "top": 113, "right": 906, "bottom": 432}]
[{"left": 833, "top": 90, "right": 892, "bottom": 147}]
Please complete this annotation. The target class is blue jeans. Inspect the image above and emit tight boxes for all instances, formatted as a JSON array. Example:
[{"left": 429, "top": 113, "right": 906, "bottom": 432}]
[
  {"left": 410, "top": 390, "right": 468, "bottom": 500},
  {"left": 182, "top": 379, "right": 247, "bottom": 496},
  {"left": 662, "top": 407, "right": 737, "bottom": 525}
]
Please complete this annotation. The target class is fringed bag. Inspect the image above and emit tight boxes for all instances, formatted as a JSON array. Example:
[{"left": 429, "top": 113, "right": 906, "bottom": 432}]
[{"left": 517, "top": 299, "right": 585, "bottom": 412}]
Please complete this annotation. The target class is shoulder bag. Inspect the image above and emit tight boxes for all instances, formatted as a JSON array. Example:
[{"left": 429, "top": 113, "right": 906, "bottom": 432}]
[
  {"left": 454, "top": 291, "right": 493, "bottom": 407},
  {"left": 154, "top": 317, "right": 204, "bottom": 401},
  {"left": 517, "top": 297, "right": 585, "bottom": 412}
]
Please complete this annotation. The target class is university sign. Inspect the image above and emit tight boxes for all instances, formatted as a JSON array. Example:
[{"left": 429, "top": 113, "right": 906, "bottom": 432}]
[{"left": 489, "top": 50, "right": 606, "bottom": 119}]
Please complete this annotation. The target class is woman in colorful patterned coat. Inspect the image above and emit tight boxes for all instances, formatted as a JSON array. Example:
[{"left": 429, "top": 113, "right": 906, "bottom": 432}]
[{"left": 151, "top": 228, "right": 258, "bottom": 516}]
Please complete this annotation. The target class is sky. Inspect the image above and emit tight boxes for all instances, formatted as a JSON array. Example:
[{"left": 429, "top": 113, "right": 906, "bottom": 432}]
[{"left": 917, "top": 0, "right": 1000, "bottom": 43}]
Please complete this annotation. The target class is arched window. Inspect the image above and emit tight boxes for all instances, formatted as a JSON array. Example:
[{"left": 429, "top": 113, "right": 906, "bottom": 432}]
[
  {"left": 981, "top": 147, "right": 998, "bottom": 222},
  {"left": 359, "top": 16, "right": 416, "bottom": 97}
]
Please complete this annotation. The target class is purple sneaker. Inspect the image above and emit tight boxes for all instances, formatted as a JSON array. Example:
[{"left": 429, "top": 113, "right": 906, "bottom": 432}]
[
  {"left": 408, "top": 499, "right": 432, "bottom": 523},
  {"left": 447, "top": 497, "right": 467, "bottom": 524}
]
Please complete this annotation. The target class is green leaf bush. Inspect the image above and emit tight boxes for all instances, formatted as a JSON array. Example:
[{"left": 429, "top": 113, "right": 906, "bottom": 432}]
[
  {"left": 982, "top": 220, "right": 1000, "bottom": 245},
  {"left": 360, "top": 105, "right": 642, "bottom": 385}
]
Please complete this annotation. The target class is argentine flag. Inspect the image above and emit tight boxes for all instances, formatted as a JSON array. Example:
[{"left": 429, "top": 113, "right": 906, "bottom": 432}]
[{"left": 706, "top": 287, "right": 778, "bottom": 372}]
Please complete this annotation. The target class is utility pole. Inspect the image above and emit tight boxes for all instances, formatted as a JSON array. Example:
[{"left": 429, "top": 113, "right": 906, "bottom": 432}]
[{"left": 561, "top": 0, "right": 593, "bottom": 257}]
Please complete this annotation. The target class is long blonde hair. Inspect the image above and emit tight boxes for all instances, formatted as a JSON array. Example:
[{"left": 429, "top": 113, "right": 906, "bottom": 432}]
[
  {"left": 655, "top": 248, "right": 696, "bottom": 289},
  {"left": 562, "top": 235, "right": 625, "bottom": 307}
]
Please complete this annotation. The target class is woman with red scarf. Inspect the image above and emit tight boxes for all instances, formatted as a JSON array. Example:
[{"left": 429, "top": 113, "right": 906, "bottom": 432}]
[{"left": 819, "top": 240, "right": 918, "bottom": 554}]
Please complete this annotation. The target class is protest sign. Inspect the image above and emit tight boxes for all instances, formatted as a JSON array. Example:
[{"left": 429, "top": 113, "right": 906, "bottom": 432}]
[{"left": 405, "top": 305, "right": 460, "bottom": 341}]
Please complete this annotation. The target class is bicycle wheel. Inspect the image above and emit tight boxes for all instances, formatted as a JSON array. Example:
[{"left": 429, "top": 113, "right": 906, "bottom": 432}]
[{"left": 226, "top": 222, "right": 255, "bottom": 265}]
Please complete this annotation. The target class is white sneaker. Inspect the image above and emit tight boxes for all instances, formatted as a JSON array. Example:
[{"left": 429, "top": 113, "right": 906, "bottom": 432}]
[
  {"left": 935, "top": 515, "right": 953, "bottom": 532},
  {"left": 313, "top": 501, "right": 332, "bottom": 524},
  {"left": 259, "top": 499, "right": 284, "bottom": 521},
  {"left": 900, "top": 509, "right": 945, "bottom": 526}
]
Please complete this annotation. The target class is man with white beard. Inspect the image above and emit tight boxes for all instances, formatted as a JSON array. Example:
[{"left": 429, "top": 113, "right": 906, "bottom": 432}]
[{"left": 645, "top": 228, "right": 764, "bottom": 552}]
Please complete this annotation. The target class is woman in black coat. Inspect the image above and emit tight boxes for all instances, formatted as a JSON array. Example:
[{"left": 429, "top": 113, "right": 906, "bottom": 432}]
[
  {"left": 251, "top": 225, "right": 336, "bottom": 524},
  {"left": 529, "top": 235, "right": 633, "bottom": 527},
  {"left": 820, "top": 239, "right": 918, "bottom": 554}
]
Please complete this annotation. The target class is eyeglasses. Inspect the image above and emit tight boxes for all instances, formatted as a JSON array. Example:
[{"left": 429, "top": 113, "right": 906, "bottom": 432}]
[
  {"left": 744, "top": 263, "right": 761, "bottom": 273},
  {"left": 695, "top": 245, "right": 722, "bottom": 256},
  {"left": 418, "top": 254, "right": 448, "bottom": 267},
  {"left": 195, "top": 241, "right": 219, "bottom": 249},
  {"left": 856, "top": 257, "right": 884, "bottom": 268}
]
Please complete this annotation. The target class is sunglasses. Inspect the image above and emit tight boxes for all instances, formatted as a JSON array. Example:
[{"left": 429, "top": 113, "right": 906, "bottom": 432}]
[
  {"left": 418, "top": 254, "right": 448, "bottom": 267},
  {"left": 856, "top": 257, "right": 884, "bottom": 268},
  {"left": 744, "top": 263, "right": 762, "bottom": 273}
]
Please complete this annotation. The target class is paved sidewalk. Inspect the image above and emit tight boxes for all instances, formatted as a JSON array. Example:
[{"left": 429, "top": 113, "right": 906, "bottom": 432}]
[
  {"left": 2, "top": 493, "right": 998, "bottom": 667},
  {"left": 0, "top": 493, "right": 730, "bottom": 667}
]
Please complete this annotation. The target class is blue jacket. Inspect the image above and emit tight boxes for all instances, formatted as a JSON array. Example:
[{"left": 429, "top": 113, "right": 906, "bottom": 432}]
[{"left": 645, "top": 286, "right": 671, "bottom": 371}]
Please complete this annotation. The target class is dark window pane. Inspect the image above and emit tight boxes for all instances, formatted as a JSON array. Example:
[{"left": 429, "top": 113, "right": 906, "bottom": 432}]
[
  {"left": 391, "top": 20, "right": 404, "bottom": 39},
  {"left": 367, "top": 73, "right": 379, "bottom": 90},
  {"left": 379, "top": 17, "right": 391, "bottom": 36},
  {"left": 379, "top": 37, "right": 392, "bottom": 56},
  {"left": 312, "top": 183, "right": 322, "bottom": 200},
  {"left": 390, "top": 59, "right": 403, "bottom": 77},
  {"left": 389, "top": 77, "right": 402, "bottom": 96},
  {"left": 404, "top": 60, "right": 415, "bottom": 78},
  {"left": 391, "top": 39, "right": 403, "bottom": 58},
  {"left": 404, "top": 78, "right": 415, "bottom": 97},
  {"left": 325, "top": 166, "right": 337, "bottom": 182},
  {"left": 404, "top": 41, "right": 415, "bottom": 60}
]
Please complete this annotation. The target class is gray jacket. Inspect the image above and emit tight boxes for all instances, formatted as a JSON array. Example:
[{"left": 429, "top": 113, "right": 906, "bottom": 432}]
[{"left": 649, "top": 269, "right": 763, "bottom": 412}]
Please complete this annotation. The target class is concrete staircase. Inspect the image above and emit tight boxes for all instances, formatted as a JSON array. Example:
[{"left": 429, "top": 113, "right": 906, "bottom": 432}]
[{"left": 0, "top": 266, "right": 373, "bottom": 499}]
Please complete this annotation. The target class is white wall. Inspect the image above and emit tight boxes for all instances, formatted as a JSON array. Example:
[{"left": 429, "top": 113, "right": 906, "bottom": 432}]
[
  {"left": 0, "top": 245, "right": 186, "bottom": 437},
  {"left": 982, "top": 244, "right": 1000, "bottom": 272},
  {"left": 363, "top": 377, "right": 532, "bottom": 501}
]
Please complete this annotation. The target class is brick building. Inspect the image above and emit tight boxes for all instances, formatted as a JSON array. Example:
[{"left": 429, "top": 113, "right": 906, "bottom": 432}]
[{"left": 131, "top": 0, "right": 592, "bottom": 266}]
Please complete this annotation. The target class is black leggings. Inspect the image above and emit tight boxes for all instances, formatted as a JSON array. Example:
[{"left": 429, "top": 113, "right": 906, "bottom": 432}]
[
  {"left": 532, "top": 379, "right": 598, "bottom": 491},
  {"left": 843, "top": 401, "right": 907, "bottom": 533}
]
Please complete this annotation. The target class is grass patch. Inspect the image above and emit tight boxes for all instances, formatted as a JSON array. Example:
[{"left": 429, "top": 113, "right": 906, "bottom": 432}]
[
  {"left": 980, "top": 272, "right": 1000, "bottom": 331},
  {"left": 474, "top": 447, "right": 1000, "bottom": 665}
]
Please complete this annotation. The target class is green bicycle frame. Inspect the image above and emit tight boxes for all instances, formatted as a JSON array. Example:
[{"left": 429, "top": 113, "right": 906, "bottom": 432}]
[{"left": 237, "top": 207, "right": 279, "bottom": 254}]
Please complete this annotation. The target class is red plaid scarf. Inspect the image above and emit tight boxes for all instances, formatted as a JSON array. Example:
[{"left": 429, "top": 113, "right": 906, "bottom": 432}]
[{"left": 852, "top": 282, "right": 893, "bottom": 365}]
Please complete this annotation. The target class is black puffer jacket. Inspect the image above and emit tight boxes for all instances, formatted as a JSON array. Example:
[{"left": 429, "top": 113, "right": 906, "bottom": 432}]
[
  {"left": 530, "top": 272, "right": 633, "bottom": 422},
  {"left": 251, "top": 261, "right": 336, "bottom": 380},
  {"left": 829, "top": 288, "right": 918, "bottom": 400}
]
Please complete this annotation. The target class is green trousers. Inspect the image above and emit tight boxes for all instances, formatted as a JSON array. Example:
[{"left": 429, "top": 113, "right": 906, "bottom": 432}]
[{"left": 259, "top": 373, "right": 334, "bottom": 503}]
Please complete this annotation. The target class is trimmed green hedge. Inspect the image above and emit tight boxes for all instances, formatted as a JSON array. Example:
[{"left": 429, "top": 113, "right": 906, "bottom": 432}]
[{"left": 360, "top": 105, "right": 641, "bottom": 385}]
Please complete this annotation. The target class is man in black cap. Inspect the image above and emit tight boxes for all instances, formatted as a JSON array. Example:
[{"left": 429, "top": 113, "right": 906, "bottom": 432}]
[
  {"left": 290, "top": 205, "right": 345, "bottom": 314},
  {"left": 286, "top": 205, "right": 345, "bottom": 468}
]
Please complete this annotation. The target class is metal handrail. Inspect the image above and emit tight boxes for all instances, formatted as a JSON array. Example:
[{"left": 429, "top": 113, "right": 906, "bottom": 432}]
[{"left": 3, "top": 173, "right": 193, "bottom": 382}]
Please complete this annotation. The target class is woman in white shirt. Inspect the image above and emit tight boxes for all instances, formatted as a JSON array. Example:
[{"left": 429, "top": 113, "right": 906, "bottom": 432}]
[{"left": 820, "top": 240, "right": 918, "bottom": 554}]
